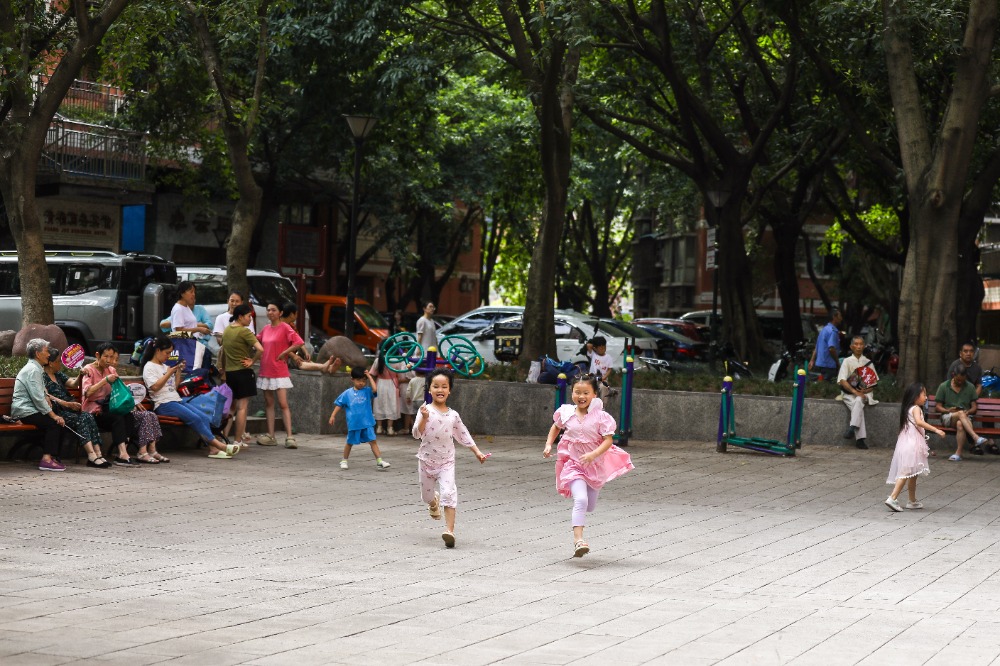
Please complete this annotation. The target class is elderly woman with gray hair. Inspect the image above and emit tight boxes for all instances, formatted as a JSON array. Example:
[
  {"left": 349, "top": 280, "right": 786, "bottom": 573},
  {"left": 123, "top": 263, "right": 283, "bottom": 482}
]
[{"left": 11, "top": 338, "right": 66, "bottom": 471}]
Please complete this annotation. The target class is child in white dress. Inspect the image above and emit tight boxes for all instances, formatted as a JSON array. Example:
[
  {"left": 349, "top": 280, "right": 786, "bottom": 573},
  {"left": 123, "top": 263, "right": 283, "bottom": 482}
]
[
  {"left": 544, "top": 374, "right": 634, "bottom": 557},
  {"left": 885, "top": 382, "right": 945, "bottom": 511},
  {"left": 412, "top": 369, "right": 488, "bottom": 548}
]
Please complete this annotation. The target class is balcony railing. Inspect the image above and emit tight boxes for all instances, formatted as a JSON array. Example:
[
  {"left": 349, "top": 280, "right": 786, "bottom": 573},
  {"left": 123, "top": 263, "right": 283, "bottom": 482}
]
[
  {"left": 40, "top": 116, "right": 146, "bottom": 181},
  {"left": 35, "top": 76, "right": 125, "bottom": 122}
]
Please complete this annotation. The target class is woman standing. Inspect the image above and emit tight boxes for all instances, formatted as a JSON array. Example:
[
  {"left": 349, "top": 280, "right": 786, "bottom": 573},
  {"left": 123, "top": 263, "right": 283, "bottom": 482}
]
[
  {"left": 170, "top": 281, "right": 211, "bottom": 369},
  {"left": 142, "top": 337, "right": 238, "bottom": 459},
  {"left": 255, "top": 302, "right": 305, "bottom": 448},
  {"left": 42, "top": 348, "right": 111, "bottom": 468},
  {"left": 221, "top": 304, "right": 263, "bottom": 447},
  {"left": 416, "top": 302, "right": 438, "bottom": 352},
  {"left": 213, "top": 290, "right": 255, "bottom": 343},
  {"left": 80, "top": 343, "right": 140, "bottom": 467}
]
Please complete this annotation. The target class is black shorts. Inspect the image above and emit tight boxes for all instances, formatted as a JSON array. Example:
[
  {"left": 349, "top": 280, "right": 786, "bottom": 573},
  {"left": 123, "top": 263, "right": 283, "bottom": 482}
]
[{"left": 226, "top": 368, "right": 257, "bottom": 400}]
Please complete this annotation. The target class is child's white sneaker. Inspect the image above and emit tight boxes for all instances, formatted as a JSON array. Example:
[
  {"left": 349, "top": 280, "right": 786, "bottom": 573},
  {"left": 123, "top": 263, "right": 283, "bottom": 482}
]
[
  {"left": 388, "top": 427, "right": 396, "bottom": 436},
  {"left": 885, "top": 497, "right": 903, "bottom": 512},
  {"left": 376, "top": 458, "right": 390, "bottom": 469},
  {"left": 339, "top": 459, "right": 349, "bottom": 470},
  {"left": 905, "top": 501, "right": 924, "bottom": 509}
]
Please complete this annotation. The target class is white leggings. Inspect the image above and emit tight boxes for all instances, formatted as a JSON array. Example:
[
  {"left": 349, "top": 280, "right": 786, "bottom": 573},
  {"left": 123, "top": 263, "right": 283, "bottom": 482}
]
[
  {"left": 571, "top": 479, "right": 599, "bottom": 527},
  {"left": 419, "top": 462, "right": 457, "bottom": 508}
]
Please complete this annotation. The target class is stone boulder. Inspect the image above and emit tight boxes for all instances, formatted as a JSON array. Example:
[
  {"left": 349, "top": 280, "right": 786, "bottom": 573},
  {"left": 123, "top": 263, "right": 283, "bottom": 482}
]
[
  {"left": 0, "top": 330, "right": 15, "bottom": 357},
  {"left": 12, "top": 325, "right": 68, "bottom": 357},
  {"left": 317, "top": 336, "right": 367, "bottom": 370}
]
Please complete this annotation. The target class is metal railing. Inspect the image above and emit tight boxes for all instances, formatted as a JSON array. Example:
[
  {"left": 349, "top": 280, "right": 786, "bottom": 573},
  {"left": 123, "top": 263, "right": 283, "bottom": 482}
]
[
  {"left": 35, "top": 76, "right": 125, "bottom": 121},
  {"left": 40, "top": 116, "right": 146, "bottom": 181}
]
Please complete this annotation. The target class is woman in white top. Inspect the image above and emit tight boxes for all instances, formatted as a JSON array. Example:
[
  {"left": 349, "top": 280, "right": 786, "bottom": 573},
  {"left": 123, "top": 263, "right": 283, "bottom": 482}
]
[
  {"left": 142, "top": 335, "right": 237, "bottom": 459},
  {"left": 212, "top": 290, "right": 255, "bottom": 342},
  {"left": 170, "top": 281, "right": 211, "bottom": 368}
]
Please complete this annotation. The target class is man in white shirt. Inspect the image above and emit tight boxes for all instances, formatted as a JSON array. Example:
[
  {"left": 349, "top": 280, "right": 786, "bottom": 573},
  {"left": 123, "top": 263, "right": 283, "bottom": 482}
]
[{"left": 838, "top": 335, "right": 878, "bottom": 449}]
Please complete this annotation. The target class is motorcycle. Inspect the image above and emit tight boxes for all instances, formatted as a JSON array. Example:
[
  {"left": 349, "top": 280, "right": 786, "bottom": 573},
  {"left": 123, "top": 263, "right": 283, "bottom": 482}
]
[
  {"left": 982, "top": 368, "right": 1000, "bottom": 397},
  {"left": 768, "top": 340, "right": 814, "bottom": 383},
  {"left": 860, "top": 325, "right": 899, "bottom": 376},
  {"left": 713, "top": 341, "right": 752, "bottom": 379}
]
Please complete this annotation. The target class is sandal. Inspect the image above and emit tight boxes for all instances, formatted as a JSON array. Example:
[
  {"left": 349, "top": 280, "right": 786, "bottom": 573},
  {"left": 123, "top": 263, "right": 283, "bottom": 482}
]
[
  {"left": 573, "top": 540, "right": 590, "bottom": 558},
  {"left": 137, "top": 454, "right": 159, "bottom": 464},
  {"left": 151, "top": 452, "right": 170, "bottom": 463},
  {"left": 441, "top": 531, "right": 456, "bottom": 548}
]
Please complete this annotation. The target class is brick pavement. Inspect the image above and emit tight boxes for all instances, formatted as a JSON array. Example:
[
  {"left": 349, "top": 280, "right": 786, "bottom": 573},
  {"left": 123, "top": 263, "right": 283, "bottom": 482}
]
[{"left": 4, "top": 434, "right": 1000, "bottom": 665}]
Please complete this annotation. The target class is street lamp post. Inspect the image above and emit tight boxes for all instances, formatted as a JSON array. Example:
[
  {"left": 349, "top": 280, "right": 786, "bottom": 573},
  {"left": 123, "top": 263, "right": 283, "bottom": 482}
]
[
  {"left": 343, "top": 114, "right": 377, "bottom": 342},
  {"left": 706, "top": 185, "right": 730, "bottom": 367}
]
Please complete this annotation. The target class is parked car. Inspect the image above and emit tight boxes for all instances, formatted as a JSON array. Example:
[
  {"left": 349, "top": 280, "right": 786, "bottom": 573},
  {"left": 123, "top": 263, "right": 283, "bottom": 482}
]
[
  {"left": 0, "top": 250, "right": 177, "bottom": 354},
  {"left": 469, "top": 313, "right": 658, "bottom": 367},
  {"left": 591, "top": 319, "right": 672, "bottom": 360},
  {"left": 633, "top": 317, "right": 705, "bottom": 342},
  {"left": 680, "top": 309, "right": 817, "bottom": 357},
  {"left": 436, "top": 306, "right": 528, "bottom": 337},
  {"left": 634, "top": 325, "right": 709, "bottom": 361},
  {"left": 306, "top": 294, "right": 390, "bottom": 354}
]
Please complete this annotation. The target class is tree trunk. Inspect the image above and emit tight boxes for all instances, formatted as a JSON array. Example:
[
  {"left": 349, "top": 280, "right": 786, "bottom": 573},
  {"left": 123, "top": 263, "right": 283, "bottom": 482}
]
[
  {"left": 0, "top": 162, "right": 53, "bottom": 324},
  {"left": 717, "top": 199, "right": 765, "bottom": 362},
  {"left": 773, "top": 228, "right": 804, "bottom": 349},
  {"left": 0, "top": 0, "right": 132, "bottom": 325},
  {"left": 884, "top": 0, "right": 997, "bottom": 385}
]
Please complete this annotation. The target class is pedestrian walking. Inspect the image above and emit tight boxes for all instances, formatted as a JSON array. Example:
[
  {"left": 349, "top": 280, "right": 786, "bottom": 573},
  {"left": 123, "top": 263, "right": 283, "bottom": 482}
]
[
  {"left": 885, "top": 382, "right": 945, "bottom": 512},
  {"left": 329, "top": 366, "right": 390, "bottom": 470}
]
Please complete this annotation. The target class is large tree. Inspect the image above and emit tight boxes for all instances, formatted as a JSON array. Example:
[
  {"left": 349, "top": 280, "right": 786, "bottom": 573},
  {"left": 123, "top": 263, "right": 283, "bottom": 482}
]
[
  {"left": 409, "top": 1, "right": 584, "bottom": 367},
  {"left": 0, "top": 0, "right": 132, "bottom": 324}
]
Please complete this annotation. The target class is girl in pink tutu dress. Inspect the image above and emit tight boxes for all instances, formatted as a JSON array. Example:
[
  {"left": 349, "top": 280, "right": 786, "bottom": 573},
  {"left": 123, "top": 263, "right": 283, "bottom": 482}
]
[
  {"left": 885, "top": 382, "right": 945, "bottom": 512},
  {"left": 543, "top": 374, "right": 634, "bottom": 557},
  {"left": 412, "top": 370, "right": 488, "bottom": 548}
]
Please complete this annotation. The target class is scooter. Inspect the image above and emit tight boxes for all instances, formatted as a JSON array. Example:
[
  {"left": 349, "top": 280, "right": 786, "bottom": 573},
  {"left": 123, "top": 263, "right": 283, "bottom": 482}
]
[{"left": 768, "top": 341, "right": 817, "bottom": 383}]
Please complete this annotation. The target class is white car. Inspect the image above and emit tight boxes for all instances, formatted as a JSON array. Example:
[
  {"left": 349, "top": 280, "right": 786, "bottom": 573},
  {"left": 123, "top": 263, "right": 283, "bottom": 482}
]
[{"left": 468, "top": 313, "right": 657, "bottom": 368}]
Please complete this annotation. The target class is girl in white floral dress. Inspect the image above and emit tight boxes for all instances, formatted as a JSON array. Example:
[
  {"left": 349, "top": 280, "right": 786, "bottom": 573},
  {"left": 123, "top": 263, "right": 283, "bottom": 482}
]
[{"left": 411, "top": 370, "right": 488, "bottom": 548}]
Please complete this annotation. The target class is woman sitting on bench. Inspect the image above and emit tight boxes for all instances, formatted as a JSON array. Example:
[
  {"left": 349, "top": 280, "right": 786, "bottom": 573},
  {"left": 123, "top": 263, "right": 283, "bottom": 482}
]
[
  {"left": 42, "top": 347, "right": 112, "bottom": 468},
  {"left": 142, "top": 336, "right": 237, "bottom": 459},
  {"left": 11, "top": 338, "right": 66, "bottom": 472}
]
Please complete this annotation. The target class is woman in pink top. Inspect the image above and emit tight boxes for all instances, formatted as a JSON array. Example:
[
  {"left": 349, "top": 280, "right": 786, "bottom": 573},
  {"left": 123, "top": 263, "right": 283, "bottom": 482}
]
[
  {"left": 255, "top": 302, "right": 305, "bottom": 448},
  {"left": 81, "top": 343, "right": 132, "bottom": 466}
]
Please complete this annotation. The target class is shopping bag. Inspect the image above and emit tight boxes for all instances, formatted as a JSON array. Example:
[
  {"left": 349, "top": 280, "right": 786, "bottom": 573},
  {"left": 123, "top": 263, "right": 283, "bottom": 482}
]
[
  {"left": 170, "top": 335, "right": 198, "bottom": 370},
  {"left": 108, "top": 378, "right": 136, "bottom": 415},
  {"left": 213, "top": 383, "right": 233, "bottom": 415},
  {"left": 184, "top": 390, "right": 225, "bottom": 428},
  {"left": 526, "top": 360, "right": 541, "bottom": 383}
]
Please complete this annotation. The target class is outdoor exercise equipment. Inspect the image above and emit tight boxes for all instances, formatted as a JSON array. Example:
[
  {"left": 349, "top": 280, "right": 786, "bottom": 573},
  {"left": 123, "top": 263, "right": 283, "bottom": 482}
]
[
  {"left": 615, "top": 352, "right": 635, "bottom": 447},
  {"left": 717, "top": 368, "right": 806, "bottom": 456},
  {"left": 380, "top": 331, "right": 485, "bottom": 378}
]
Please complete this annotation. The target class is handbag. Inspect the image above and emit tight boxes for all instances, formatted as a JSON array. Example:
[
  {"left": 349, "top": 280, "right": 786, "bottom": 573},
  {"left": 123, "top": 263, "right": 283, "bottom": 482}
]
[
  {"left": 108, "top": 378, "right": 136, "bottom": 415},
  {"left": 184, "top": 390, "right": 226, "bottom": 428}
]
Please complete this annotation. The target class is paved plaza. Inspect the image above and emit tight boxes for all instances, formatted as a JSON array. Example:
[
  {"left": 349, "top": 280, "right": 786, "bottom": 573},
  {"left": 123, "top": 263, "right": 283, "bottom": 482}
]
[{"left": 5, "top": 433, "right": 1000, "bottom": 665}]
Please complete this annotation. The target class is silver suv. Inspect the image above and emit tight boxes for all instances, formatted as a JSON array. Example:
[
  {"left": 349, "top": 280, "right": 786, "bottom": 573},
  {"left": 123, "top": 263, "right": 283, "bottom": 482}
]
[{"left": 0, "top": 250, "right": 177, "bottom": 354}]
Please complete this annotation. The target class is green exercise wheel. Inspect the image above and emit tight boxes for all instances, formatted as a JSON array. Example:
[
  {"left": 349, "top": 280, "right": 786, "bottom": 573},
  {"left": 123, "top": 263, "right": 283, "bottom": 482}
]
[
  {"left": 440, "top": 335, "right": 485, "bottom": 378},
  {"left": 382, "top": 332, "right": 425, "bottom": 372}
]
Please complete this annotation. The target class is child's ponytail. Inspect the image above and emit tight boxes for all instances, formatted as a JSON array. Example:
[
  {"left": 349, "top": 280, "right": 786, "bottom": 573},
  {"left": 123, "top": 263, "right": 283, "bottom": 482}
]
[{"left": 899, "top": 382, "right": 926, "bottom": 432}]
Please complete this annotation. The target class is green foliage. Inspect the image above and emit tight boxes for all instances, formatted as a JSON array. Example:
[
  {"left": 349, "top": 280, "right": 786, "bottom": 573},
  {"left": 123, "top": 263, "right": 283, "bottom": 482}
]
[{"left": 821, "top": 204, "right": 901, "bottom": 257}]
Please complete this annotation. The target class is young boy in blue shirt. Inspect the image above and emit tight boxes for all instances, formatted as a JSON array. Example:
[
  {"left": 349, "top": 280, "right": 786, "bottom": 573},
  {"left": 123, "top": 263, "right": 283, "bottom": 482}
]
[{"left": 329, "top": 366, "right": 390, "bottom": 470}]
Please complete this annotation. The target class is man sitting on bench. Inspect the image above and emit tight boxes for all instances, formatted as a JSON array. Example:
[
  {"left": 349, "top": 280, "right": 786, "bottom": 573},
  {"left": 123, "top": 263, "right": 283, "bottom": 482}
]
[{"left": 936, "top": 366, "right": 996, "bottom": 461}]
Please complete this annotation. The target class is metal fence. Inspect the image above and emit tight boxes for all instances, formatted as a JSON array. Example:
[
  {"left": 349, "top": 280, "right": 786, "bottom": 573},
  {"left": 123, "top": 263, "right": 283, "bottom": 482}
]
[{"left": 40, "top": 116, "right": 146, "bottom": 181}]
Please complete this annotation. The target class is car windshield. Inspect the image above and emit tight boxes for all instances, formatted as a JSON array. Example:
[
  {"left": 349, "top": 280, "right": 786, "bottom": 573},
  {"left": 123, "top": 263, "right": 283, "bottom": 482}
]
[
  {"left": 249, "top": 276, "right": 297, "bottom": 307},
  {"left": 191, "top": 280, "right": 229, "bottom": 305},
  {"left": 355, "top": 304, "right": 389, "bottom": 329}
]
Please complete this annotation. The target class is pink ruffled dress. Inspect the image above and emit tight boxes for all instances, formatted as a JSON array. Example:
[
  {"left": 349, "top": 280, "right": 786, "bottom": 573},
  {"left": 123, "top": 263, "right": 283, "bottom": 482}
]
[
  {"left": 886, "top": 405, "right": 930, "bottom": 483},
  {"left": 553, "top": 398, "right": 634, "bottom": 497}
]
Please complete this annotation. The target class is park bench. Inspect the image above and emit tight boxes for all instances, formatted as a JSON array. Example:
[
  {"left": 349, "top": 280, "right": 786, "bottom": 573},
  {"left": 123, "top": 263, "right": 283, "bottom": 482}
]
[
  {"left": 924, "top": 396, "right": 1000, "bottom": 440},
  {"left": 0, "top": 376, "right": 190, "bottom": 463}
]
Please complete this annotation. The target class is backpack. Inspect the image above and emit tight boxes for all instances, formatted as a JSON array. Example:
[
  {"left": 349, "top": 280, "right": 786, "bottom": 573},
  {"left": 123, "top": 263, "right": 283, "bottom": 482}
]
[{"left": 130, "top": 337, "right": 153, "bottom": 366}]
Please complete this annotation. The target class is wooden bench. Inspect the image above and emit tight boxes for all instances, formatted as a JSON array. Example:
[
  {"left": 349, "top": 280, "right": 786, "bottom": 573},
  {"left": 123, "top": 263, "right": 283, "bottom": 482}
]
[
  {"left": 0, "top": 376, "right": 193, "bottom": 462},
  {"left": 924, "top": 396, "right": 1000, "bottom": 439}
]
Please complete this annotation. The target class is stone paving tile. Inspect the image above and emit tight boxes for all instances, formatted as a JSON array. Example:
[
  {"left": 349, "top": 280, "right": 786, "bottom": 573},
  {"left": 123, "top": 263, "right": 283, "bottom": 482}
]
[{"left": 8, "top": 436, "right": 1000, "bottom": 663}]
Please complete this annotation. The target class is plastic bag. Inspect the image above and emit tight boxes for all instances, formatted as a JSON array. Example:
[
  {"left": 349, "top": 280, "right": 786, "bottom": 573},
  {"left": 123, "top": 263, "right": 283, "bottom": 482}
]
[
  {"left": 213, "top": 383, "right": 233, "bottom": 415},
  {"left": 184, "top": 390, "right": 226, "bottom": 428},
  {"left": 526, "top": 360, "right": 541, "bottom": 383},
  {"left": 108, "top": 378, "right": 136, "bottom": 415}
]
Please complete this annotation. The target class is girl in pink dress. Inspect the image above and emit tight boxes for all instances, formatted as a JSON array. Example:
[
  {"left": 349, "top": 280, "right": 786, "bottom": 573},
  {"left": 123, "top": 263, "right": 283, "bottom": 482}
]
[
  {"left": 544, "top": 374, "right": 634, "bottom": 557},
  {"left": 885, "top": 382, "right": 945, "bottom": 512},
  {"left": 412, "top": 370, "right": 488, "bottom": 549}
]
